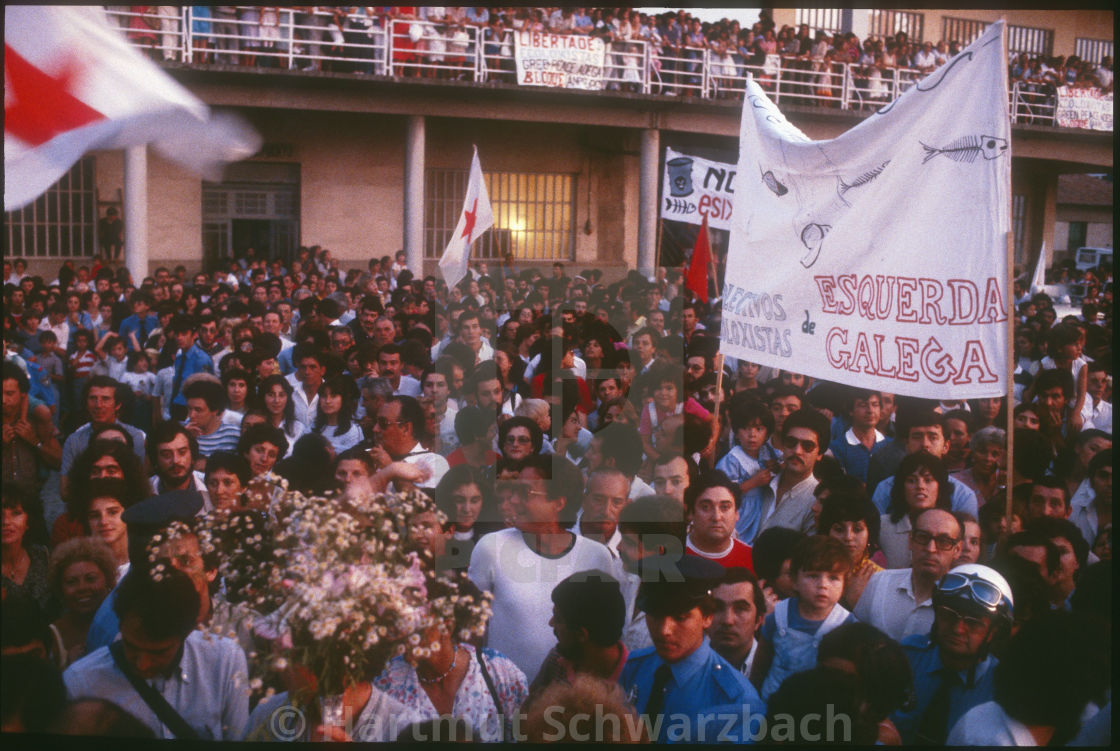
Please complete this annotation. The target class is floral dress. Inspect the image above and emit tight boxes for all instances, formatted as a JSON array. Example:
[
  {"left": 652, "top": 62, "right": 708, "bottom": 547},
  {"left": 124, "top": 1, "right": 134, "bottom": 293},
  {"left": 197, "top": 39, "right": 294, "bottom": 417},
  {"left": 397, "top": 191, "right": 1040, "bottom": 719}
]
[{"left": 374, "top": 646, "right": 528, "bottom": 742}]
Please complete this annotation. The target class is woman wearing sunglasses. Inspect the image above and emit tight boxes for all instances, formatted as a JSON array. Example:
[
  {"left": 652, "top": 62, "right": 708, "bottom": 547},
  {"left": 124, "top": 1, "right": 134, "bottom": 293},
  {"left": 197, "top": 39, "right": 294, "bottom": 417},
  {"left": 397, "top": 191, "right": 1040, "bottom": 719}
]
[{"left": 879, "top": 452, "right": 953, "bottom": 569}]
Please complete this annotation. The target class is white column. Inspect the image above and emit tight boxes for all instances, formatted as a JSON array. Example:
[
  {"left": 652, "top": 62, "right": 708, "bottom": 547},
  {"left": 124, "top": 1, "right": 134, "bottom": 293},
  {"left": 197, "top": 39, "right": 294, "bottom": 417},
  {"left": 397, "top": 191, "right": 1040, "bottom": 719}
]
[
  {"left": 404, "top": 115, "right": 426, "bottom": 277},
  {"left": 638, "top": 128, "right": 660, "bottom": 279},
  {"left": 123, "top": 145, "right": 149, "bottom": 285}
]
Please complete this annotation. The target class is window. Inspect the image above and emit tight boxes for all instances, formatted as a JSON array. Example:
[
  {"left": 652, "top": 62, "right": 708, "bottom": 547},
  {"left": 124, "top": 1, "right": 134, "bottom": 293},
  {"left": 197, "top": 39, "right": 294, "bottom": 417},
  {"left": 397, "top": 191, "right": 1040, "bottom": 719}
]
[
  {"left": 941, "top": 17, "right": 988, "bottom": 48},
  {"left": 4, "top": 157, "right": 97, "bottom": 258},
  {"left": 1067, "top": 221, "right": 1087, "bottom": 252},
  {"left": 868, "top": 10, "right": 924, "bottom": 44},
  {"left": 425, "top": 170, "right": 575, "bottom": 262},
  {"left": 1075, "top": 38, "right": 1113, "bottom": 66},
  {"left": 794, "top": 9, "right": 845, "bottom": 35},
  {"left": 1012, "top": 193, "right": 1026, "bottom": 264},
  {"left": 1007, "top": 25, "right": 1053, "bottom": 58}
]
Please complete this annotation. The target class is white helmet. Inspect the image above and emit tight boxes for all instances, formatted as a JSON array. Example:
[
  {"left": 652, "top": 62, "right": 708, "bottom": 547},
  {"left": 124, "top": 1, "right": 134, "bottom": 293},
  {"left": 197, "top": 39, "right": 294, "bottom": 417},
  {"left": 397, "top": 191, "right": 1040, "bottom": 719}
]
[{"left": 934, "top": 563, "right": 1014, "bottom": 624}]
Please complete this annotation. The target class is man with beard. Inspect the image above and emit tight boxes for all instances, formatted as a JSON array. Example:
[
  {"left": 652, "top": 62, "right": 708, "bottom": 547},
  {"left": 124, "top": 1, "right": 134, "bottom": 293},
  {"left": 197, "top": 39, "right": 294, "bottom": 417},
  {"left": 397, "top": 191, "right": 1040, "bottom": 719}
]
[{"left": 146, "top": 421, "right": 208, "bottom": 505}]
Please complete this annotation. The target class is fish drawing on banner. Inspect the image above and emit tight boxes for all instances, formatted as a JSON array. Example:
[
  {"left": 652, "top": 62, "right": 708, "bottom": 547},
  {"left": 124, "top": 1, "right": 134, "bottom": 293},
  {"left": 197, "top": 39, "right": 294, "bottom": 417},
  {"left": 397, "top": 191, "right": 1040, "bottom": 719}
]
[
  {"left": 799, "top": 223, "right": 830, "bottom": 268},
  {"left": 836, "top": 160, "right": 890, "bottom": 205},
  {"left": 665, "top": 197, "right": 697, "bottom": 214},
  {"left": 920, "top": 135, "right": 1008, "bottom": 164},
  {"left": 761, "top": 167, "right": 789, "bottom": 196}
]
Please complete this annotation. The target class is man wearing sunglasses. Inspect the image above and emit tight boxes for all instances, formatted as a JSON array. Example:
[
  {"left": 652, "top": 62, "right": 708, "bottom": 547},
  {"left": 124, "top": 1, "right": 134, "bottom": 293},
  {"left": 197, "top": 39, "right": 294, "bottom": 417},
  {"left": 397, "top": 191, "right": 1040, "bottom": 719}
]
[
  {"left": 891, "top": 563, "right": 1013, "bottom": 745},
  {"left": 756, "top": 409, "right": 831, "bottom": 537},
  {"left": 854, "top": 508, "right": 962, "bottom": 642},
  {"left": 371, "top": 395, "right": 448, "bottom": 489}
]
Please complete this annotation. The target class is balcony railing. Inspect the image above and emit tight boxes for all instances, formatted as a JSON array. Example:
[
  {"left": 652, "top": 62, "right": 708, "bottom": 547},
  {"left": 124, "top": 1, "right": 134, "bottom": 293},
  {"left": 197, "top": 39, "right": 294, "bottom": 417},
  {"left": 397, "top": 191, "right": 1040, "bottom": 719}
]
[{"left": 106, "top": 7, "right": 1102, "bottom": 130}]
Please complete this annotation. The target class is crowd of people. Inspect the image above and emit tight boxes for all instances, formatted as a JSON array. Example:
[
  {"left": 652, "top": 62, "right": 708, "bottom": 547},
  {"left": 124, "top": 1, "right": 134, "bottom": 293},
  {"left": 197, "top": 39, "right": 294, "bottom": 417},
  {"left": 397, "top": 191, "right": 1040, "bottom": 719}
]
[
  {"left": 1, "top": 241, "right": 1113, "bottom": 743},
  {"left": 113, "top": 6, "right": 1114, "bottom": 105}
]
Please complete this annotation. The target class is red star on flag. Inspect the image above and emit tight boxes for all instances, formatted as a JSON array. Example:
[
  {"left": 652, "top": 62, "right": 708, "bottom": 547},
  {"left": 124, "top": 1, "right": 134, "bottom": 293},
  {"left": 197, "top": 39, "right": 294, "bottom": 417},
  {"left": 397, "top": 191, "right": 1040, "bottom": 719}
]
[
  {"left": 460, "top": 197, "right": 479, "bottom": 241},
  {"left": 4, "top": 44, "right": 106, "bottom": 147}
]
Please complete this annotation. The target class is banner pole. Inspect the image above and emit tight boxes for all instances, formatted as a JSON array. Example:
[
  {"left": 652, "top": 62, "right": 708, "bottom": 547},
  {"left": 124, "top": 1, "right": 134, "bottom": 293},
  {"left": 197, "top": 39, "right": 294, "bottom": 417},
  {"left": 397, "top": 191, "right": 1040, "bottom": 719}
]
[
  {"left": 1001, "top": 19, "right": 1016, "bottom": 543},
  {"left": 706, "top": 352, "right": 726, "bottom": 469}
]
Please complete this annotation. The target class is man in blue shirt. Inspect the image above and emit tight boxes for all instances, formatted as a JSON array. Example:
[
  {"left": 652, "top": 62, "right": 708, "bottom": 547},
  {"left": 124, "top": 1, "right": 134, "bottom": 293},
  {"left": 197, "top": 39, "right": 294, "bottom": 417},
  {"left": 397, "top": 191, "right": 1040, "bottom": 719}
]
[
  {"left": 891, "top": 563, "right": 1014, "bottom": 745},
  {"left": 619, "top": 556, "right": 766, "bottom": 743},
  {"left": 167, "top": 316, "right": 214, "bottom": 414},
  {"left": 118, "top": 291, "right": 160, "bottom": 352},
  {"left": 828, "top": 388, "right": 888, "bottom": 484}
]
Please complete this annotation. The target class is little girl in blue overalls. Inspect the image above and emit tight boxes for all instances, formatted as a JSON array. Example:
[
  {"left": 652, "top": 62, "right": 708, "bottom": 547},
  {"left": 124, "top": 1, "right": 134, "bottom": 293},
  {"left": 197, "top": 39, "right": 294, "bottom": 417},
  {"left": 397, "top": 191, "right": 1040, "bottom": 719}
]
[{"left": 754, "top": 536, "right": 855, "bottom": 700}]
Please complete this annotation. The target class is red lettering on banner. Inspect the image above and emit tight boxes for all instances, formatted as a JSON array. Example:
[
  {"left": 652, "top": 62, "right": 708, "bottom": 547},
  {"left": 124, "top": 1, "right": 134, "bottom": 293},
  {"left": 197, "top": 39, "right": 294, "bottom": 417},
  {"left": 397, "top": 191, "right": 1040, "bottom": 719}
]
[
  {"left": 918, "top": 279, "right": 947, "bottom": 325},
  {"left": 976, "top": 278, "right": 1009, "bottom": 324},
  {"left": 896, "top": 337, "right": 920, "bottom": 381},
  {"left": 920, "top": 337, "right": 953, "bottom": 383},
  {"left": 826, "top": 327, "right": 849, "bottom": 368},
  {"left": 874, "top": 276, "right": 896, "bottom": 320},
  {"left": 953, "top": 341, "right": 1000, "bottom": 384},
  {"left": 837, "top": 274, "right": 857, "bottom": 315},
  {"left": 873, "top": 334, "right": 899, "bottom": 378},
  {"left": 850, "top": 332, "right": 876, "bottom": 373},
  {"left": 857, "top": 276, "right": 877, "bottom": 320},
  {"left": 815, "top": 276, "right": 839, "bottom": 314},
  {"left": 896, "top": 277, "right": 919, "bottom": 322},
  {"left": 947, "top": 279, "right": 978, "bottom": 325}
]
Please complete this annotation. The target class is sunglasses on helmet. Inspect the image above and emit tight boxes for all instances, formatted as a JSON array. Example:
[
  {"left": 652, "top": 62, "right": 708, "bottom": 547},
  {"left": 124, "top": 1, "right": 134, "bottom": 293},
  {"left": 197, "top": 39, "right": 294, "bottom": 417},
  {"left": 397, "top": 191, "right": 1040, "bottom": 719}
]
[{"left": 937, "top": 572, "right": 1003, "bottom": 609}]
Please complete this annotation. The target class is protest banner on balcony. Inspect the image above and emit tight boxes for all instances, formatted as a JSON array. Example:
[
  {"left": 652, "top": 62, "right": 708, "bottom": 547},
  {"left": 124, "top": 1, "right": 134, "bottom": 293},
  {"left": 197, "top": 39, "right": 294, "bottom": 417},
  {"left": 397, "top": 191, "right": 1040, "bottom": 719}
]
[
  {"left": 514, "top": 30, "right": 605, "bottom": 90},
  {"left": 661, "top": 148, "right": 737, "bottom": 231},
  {"left": 721, "top": 22, "right": 1010, "bottom": 399},
  {"left": 1055, "top": 87, "right": 1113, "bottom": 131}
]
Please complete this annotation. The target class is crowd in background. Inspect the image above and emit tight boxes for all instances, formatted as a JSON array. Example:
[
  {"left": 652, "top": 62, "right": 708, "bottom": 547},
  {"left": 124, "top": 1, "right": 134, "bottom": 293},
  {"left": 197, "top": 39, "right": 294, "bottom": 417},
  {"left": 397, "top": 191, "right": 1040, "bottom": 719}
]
[{"left": 1, "top": 237, "right": 1113, "bottom": 742}]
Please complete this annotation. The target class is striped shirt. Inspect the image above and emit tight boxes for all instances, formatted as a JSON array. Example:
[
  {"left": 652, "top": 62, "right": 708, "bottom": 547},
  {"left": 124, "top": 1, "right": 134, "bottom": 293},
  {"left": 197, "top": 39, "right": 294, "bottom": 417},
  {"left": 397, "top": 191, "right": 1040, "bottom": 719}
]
[{"left": 193, "top": 420, "right": 242, "bottom": 457}]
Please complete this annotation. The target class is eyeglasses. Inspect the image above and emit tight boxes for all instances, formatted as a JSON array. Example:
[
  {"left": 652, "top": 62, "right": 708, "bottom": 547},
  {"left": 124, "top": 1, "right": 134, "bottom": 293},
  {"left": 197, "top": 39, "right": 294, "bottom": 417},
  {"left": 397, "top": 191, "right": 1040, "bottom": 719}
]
[
  {"left": 938, "top": 572, "right": 1003, "bottom": 609},
  {"left": 781, "top": 436, "right": 818, "bottom": 453},
  {"left": 504, "top": 435, "right": 533, "bottom": 445},
  {"left": 910, "top": 530, "right": 959, "bottom": 551},
  {"left": 375, "top": 417, "right": 406, "bottom": 429},
  {"left": 936, "top": 605, "right": 988, "bottom": 632}
]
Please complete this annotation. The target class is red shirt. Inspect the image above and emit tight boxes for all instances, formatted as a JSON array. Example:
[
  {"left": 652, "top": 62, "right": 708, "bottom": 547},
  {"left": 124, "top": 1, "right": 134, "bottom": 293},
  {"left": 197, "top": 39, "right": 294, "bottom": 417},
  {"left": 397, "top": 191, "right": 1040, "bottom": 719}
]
[{"left": 686, "top": 537, "right": 754, "bottom": 572}]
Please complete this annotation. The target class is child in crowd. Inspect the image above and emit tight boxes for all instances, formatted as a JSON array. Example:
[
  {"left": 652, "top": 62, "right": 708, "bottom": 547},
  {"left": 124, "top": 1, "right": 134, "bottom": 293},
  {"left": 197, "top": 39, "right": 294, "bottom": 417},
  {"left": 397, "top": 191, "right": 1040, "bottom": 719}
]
[
  {"left": 68, "top": 328, "right": 98, "bottom": 411},
  {"left": 638, "top": 363, "right": 683, "bottom": 463},
  {"left": 751, "top": 536, "right": 855, "bottom": 700},
  {"left": 1038, "top": 323, "right": 1088, "bottom": 421},
  {"left": 716, "top": 397, "right": 780, "bottom": 544},
  {"left": 36, "top": 331, "right": 65, "bottom": 425},
  {"left": 93, "top": 334, "right": 128, "bottom": 381},
  {"left": 121, "top": 350, "right": 157, "bottom": 429}
]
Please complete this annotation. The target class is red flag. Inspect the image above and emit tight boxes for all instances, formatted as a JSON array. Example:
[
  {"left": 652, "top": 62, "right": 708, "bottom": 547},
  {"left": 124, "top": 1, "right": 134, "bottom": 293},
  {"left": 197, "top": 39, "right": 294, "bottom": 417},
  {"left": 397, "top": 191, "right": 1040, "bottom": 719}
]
[
  {"left": 685, "top": 214, "right": 712, "bottom": 303},
  {"left": 4, "top": 6, "right": 260, "bottom": 211}
]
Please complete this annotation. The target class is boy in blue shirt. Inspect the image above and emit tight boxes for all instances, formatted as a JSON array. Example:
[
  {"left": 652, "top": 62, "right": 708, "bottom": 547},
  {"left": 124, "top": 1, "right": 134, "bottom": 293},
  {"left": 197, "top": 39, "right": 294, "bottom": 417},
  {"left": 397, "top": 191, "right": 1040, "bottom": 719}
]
[
  {"left": 716, "top": 397, "right": 780, "bottom": 544},
  {"left": 750, "top": 536, "right": 855, "bottom": 700}
]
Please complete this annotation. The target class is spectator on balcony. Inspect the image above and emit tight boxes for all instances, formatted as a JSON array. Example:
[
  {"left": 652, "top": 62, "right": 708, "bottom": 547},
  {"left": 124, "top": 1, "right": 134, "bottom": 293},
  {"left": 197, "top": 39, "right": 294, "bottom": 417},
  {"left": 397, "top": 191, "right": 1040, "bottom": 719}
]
[
  {"left": 483, "top": 15, "right": 513, "bottom": 81},
  {"left": 572, "top": 7, "right": 594, "bottom": 35},
  {"left": 913, "top": 41, "right": 938, "bottom": 74},
  {"left": 127, "top": 6, "right": 160, "bottom": 60},
  {"left": 257, "top": 6, "right": 282, "bottom": 68},
  {"left": 344, "top": 6, "right": 381, "bottom": 76},
  {"left": 1095, "top": 55, "right": 1112, "bottom": 92},
  {"left": 548, "top": 7, "right": 574, "bottom": 34},
  {"left": 210, "top": 6, "right": 238, "bottom": 64},
  {"left": 190, "top": 5, "right": 213, "bottom": 63},
  {"left": 156, "top": 5, "right": 179, "bottom": 62},
  {"left": 294, "top": 6, "right": 329, "bottom": 72},
  {"left": 236, "top": 6, "right": 261, "bottom": 66},
  {"left": 659, "top": 13, "right": 683, "bottom": 93},
  {"left": 934, "top": 39, "right": 949, "bottom": 66},
  {"left": 682, "top": 17, "right": 707, "bottom": 94},
  {"left": 711, "top": 26, "right": 737, "bottom": 98}
]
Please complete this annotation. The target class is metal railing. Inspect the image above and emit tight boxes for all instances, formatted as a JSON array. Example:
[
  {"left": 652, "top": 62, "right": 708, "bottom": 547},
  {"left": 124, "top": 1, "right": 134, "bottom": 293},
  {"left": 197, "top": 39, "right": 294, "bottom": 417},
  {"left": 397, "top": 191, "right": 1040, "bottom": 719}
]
[{"left": 105, "top": 7, "right": 1103, "bottom": 130}]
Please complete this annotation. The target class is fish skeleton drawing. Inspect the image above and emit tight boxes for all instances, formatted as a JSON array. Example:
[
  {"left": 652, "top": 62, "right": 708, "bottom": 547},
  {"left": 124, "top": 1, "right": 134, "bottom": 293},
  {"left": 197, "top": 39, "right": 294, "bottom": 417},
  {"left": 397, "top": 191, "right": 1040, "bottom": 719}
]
[
  {"left": 761, "top": 168, "right": 789, "bottom": 196},
  {"left": 799, "top": 223, "right": 830, "bottom": 268},
  {"left": 920, "top": 135, "right": 1008, "bottom": 164},
  {"left": 836, "top": 160, "right": 890, "bottom": 205}
]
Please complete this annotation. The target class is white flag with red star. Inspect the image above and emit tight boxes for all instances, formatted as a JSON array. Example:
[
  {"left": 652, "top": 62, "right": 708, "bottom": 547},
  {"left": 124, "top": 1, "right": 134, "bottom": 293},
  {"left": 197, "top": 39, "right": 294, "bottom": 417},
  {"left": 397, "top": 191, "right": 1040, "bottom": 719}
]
[
  {"left": 438, "top": 146, "right": 494, "bottom": 288},
  {"left": 4, "top": 5, "right": 260, "bottom": 211}
]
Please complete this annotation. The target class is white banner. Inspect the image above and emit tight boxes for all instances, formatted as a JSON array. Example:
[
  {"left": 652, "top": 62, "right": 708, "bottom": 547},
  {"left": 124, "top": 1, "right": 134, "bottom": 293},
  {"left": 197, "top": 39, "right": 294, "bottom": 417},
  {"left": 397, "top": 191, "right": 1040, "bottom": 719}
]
[
  {"left": 513, "top": 30, "right": 605, "bottom": 90},
  {"left": 662, "top": 148, "right": 737, "bottom": 231},
  {"left": 1055, "top": 86, "right": 1113, "bottom": 131},
  {"left": 721, "top": 22, "right": 1011, "bottom": 399}
]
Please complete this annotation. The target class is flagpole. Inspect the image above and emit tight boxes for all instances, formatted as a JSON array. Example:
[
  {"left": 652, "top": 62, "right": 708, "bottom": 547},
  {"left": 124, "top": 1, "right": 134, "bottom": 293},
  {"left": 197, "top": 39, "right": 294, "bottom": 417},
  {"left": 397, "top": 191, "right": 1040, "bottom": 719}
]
[
  {"left": 705, "top": 352, "right": 726, "bottom": 470},
  {"left": 1001, "top": 20, "right": 1016, "bottom": 540}
]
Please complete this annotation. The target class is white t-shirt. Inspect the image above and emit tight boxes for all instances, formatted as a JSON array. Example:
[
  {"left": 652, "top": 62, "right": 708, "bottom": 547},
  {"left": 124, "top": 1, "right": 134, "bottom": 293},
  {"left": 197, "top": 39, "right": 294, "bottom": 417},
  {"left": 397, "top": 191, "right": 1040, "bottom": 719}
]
[
  {"left": 947, "top": 701, "right": 1038, "bottom": 746},
  {"left": 468, "top": 528, "right": 615, "bottom": 679}
]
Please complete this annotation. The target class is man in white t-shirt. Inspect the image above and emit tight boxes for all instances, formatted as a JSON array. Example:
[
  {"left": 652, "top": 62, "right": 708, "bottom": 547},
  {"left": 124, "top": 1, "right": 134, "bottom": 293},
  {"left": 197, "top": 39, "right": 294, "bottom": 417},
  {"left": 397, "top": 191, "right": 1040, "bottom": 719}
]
[{"left": 468, "top": 454, "right": 615, "bottom": 679}]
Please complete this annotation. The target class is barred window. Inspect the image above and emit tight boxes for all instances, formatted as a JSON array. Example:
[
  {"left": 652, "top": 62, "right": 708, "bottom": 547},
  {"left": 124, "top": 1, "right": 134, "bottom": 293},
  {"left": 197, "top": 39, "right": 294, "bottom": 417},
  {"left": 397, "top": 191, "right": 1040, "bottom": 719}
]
[
  {"left": 941, "top": 17, "right": 988, "bottom": 48},
  {"left": 425, "top": 170, "right": 574, "bottom": 262},
  {"left": 1007, "top": 25, "right": 1053, "bottom": 58},
  {"left": 4, "top": 157, "right": 98, "bottom": 258},
  {"left": 1012, "top": 193, "right": 1027, "bottom": 264},
  {"left": 794, "top": 9, "right": 844, "bottom": 35},
  {"left": 868, "top": 10, "right": 924, "bottom": 43},
  {"left": 1075, "top": 38, "right": 1113, "bottom": 65}
]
